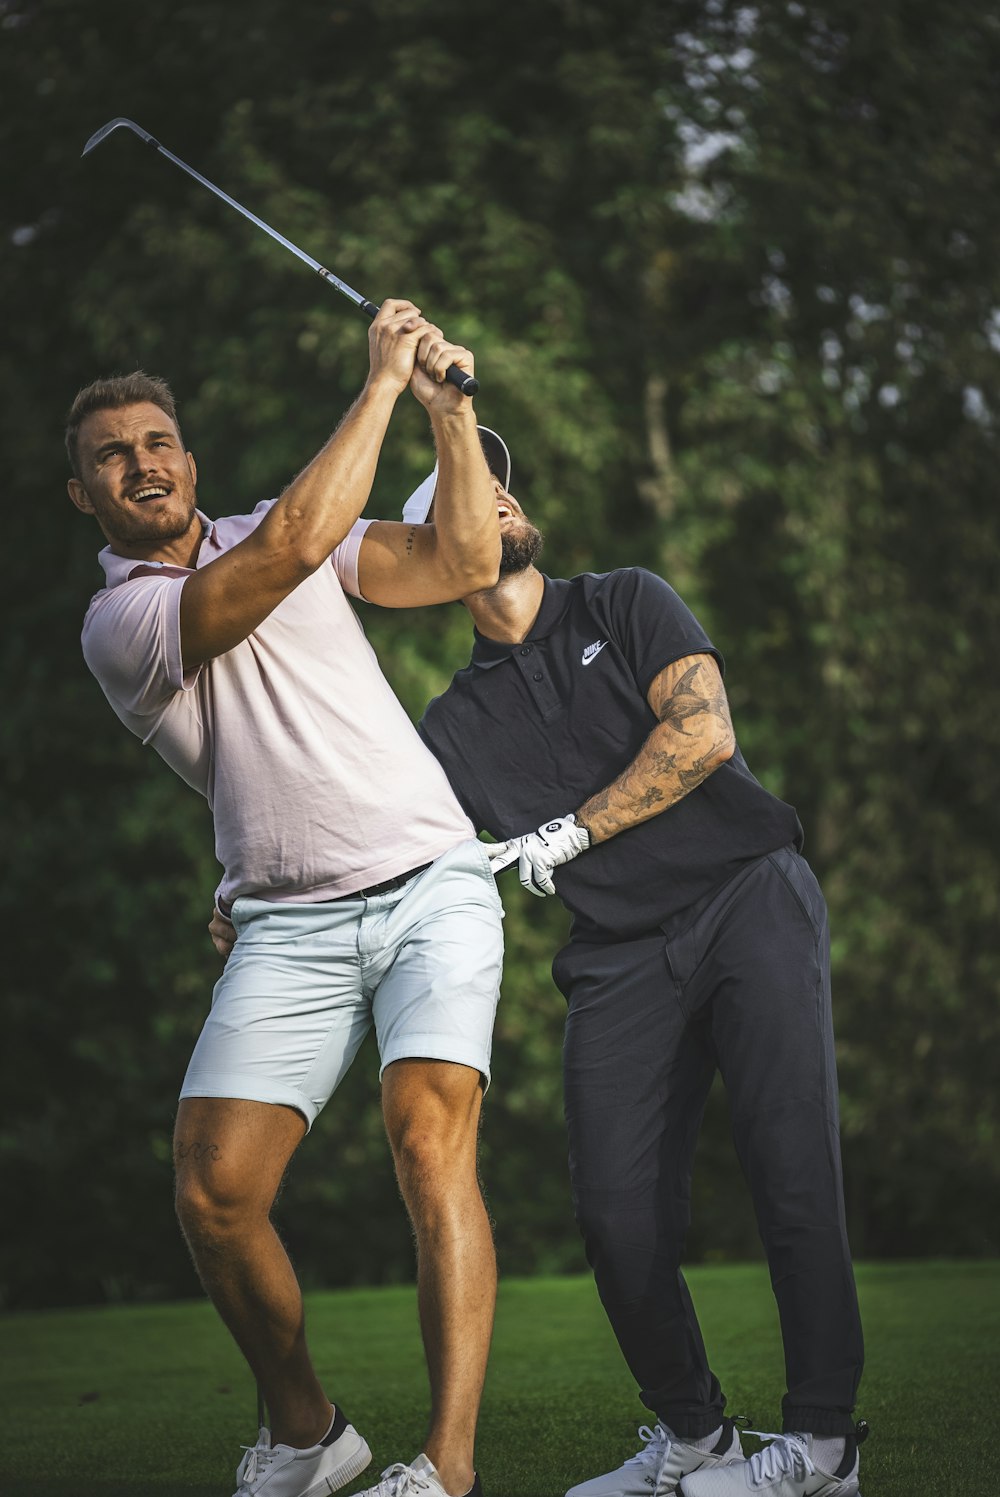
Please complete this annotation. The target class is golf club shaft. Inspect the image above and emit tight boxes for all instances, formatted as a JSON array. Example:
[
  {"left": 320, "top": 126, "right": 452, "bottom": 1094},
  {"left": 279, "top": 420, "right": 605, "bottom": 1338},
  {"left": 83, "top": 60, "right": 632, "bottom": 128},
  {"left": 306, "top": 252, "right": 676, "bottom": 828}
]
[
  {"left": 81, "top": 120, "right": 478, "bottom": 397},
  {"left": 155, "top": 142, "right": 372, "bottom": 309}
]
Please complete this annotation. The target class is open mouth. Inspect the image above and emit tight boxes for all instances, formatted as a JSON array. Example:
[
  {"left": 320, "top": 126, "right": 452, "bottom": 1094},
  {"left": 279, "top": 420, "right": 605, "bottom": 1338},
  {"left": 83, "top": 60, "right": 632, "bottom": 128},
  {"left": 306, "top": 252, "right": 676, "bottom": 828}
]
[
  {"left": 130, "top": 485, "right": 172, "bottom": 503},
  {"left": 497, "top": 501, "right": 513, "bottom": 520}
]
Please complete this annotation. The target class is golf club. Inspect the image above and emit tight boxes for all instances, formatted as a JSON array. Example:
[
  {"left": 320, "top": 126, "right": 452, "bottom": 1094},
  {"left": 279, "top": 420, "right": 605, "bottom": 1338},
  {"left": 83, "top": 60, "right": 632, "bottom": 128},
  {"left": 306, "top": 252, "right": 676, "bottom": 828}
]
[
  {"left": 488, "top": 843, "right": 521, "bottom": 875},
  {"left": 81, "top": 118, "right": 479, "bottom": 397}
]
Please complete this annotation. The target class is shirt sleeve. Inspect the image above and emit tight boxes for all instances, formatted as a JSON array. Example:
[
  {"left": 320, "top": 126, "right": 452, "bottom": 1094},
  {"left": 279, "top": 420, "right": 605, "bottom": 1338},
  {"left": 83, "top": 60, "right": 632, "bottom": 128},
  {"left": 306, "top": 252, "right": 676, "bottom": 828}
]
[
  {"left": 331, "top": 519, "right": 375, "bottom": 600},
  {"left": 599, "top": 568, "right": 723, "bottom": 697},
  {"left": 82, "top": 573, "right": 198, "bottom": 720}
]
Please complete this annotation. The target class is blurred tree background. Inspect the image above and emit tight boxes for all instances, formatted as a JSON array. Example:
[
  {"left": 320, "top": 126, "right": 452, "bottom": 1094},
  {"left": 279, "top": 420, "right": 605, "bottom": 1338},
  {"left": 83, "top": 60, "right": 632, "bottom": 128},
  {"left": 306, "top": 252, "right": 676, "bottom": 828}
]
[{"left": 1, "top": 0, "right": 998, "bottom": 1310}]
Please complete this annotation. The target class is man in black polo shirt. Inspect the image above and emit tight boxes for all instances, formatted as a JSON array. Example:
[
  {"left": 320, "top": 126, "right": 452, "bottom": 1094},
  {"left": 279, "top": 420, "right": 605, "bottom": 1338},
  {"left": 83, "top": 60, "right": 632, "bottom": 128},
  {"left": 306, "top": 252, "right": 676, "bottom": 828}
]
[
  {"left": 211, "top": 430, "right": 867, "bottom": 1497},
  {"left": 412, "top": 431, "right": 866, "bottom": 1497}
]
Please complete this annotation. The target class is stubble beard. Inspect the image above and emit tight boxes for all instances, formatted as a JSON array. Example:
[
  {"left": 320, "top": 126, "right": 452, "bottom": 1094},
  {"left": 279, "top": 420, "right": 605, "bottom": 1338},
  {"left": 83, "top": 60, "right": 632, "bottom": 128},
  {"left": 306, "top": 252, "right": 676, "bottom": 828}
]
[{"left": 97, "top": 484, "right": 198, "bottom": 551}]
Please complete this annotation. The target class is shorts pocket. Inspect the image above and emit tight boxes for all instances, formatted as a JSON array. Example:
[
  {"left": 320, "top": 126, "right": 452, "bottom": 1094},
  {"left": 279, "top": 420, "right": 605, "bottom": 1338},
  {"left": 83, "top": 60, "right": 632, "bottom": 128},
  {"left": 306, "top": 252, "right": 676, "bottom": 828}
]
[{"left": 472, "top": 840, "right": 506, "bottom": 916}]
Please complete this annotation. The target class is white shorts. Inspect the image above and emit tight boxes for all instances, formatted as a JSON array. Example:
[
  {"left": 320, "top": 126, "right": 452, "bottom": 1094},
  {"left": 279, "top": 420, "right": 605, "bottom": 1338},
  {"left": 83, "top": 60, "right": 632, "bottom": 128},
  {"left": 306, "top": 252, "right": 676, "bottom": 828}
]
[{"left": 180, "top": 839, "right": 504, "bottom": 1129}]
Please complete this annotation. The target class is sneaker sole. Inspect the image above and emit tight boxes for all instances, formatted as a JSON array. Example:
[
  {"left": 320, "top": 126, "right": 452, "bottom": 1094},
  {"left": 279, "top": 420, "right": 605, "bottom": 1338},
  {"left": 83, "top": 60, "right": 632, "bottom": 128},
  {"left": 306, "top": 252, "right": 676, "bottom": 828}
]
[
  {"left": 303, "top": 1429, "right": 372, "bottom": 1496},
  {"left": 678, "top": 1486, "right": 858, "bottom": 1497}
]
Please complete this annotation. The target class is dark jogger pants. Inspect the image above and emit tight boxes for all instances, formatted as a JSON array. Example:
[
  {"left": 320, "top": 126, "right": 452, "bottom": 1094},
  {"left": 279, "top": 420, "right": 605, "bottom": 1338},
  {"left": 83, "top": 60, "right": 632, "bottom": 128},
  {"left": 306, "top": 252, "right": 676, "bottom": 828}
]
[{"left": 553, "top": 846, "right": 864, "bottom": 1438}]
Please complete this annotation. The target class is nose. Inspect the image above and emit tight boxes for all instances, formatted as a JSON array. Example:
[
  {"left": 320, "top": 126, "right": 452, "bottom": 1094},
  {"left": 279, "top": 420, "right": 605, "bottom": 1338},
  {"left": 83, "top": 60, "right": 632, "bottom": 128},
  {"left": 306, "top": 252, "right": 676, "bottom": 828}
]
[{"left": 129, "top": 447, "right": 160, "bottom": 477}]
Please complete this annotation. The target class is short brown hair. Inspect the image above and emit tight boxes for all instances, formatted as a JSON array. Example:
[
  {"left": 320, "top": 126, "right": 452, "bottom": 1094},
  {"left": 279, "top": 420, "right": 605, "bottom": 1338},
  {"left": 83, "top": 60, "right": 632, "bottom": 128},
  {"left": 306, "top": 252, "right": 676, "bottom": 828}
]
[{"left": 65, "top": 371, "right": 182, "bottom": 478}]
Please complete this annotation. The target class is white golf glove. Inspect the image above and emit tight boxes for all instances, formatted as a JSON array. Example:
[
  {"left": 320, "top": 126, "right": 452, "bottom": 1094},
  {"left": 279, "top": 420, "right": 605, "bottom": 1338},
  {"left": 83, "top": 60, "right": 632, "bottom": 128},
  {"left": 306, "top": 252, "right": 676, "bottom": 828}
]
[{"left": 487, "top": 814, "right": 592, "bottom": 897}]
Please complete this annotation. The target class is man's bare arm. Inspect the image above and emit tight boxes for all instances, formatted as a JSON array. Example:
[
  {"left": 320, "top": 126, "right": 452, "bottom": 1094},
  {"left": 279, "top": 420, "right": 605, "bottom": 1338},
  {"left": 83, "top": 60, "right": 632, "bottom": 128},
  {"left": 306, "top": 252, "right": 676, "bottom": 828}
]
[
  {"left": 179, "top": 299, "right": 429, "bottom": 670},
  {"left": 356, "top": 333, "right": 500, "bottom": 608},
  {"left": 575, "top": 653, "right": 736, "bottom": 844}
]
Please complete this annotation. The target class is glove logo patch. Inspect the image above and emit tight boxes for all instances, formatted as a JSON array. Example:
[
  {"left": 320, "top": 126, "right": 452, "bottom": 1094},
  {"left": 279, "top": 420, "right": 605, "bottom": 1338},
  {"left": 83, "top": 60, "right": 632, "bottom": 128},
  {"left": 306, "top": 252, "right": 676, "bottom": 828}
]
[{"left": 581, "top": 639, "right": 608, "bottom": 665}]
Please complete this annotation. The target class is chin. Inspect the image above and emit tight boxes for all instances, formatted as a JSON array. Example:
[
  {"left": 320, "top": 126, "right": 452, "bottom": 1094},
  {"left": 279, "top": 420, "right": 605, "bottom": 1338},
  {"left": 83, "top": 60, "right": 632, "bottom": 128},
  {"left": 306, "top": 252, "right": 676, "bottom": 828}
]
[
  {"left": 113, "top": 504, "right": 195, "bottom": 549},
  {"left": 499, "top": 525, "right": 544, "bottom": 576}
]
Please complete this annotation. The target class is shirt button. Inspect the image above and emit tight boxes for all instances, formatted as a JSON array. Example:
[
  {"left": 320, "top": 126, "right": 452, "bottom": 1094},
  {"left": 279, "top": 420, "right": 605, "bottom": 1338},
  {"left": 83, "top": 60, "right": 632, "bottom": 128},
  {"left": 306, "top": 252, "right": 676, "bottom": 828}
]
[
  {"left": 520, "top": 646, "right": 531, "bottom": 656},
  {"left": 532, "top": 671, "right": 543, "bottom": 682}
]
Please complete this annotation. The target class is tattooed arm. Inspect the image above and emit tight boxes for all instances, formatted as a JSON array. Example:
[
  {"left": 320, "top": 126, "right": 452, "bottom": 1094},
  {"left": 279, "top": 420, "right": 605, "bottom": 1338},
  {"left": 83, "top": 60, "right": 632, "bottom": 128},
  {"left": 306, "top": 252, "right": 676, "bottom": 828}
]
[{"left": 575, "top": 653, "right": 735, "bottom": 844}]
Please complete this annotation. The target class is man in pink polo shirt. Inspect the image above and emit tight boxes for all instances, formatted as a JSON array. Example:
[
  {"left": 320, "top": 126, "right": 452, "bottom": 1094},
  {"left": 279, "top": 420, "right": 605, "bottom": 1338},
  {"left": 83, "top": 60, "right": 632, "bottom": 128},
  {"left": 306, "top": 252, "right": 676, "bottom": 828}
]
[{"left": 66, "top": 301, "right": 502, "bottom": 1497}]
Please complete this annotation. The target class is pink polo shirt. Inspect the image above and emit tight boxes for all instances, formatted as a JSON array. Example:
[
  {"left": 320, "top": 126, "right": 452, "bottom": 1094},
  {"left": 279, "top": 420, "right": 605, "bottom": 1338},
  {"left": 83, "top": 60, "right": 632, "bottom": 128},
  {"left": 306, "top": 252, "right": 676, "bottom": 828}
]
[{"left": 82, "top": 502, "right": 475, "bottom": 905}]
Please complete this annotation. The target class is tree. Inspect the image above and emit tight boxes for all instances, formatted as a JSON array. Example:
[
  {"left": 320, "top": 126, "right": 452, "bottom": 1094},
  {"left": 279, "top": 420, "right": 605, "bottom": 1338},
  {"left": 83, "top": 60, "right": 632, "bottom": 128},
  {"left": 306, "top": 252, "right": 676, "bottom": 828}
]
[{"left": 1, "top": 0, "right": 997, "bottom": 1307}]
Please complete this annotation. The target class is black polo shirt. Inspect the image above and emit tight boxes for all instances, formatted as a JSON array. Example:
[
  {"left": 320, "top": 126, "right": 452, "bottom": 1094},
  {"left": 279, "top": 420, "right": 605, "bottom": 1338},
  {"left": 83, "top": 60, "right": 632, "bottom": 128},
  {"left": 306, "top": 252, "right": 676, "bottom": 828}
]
[{"left": 418, "top": 569, "right": 803, "bottom": 940}]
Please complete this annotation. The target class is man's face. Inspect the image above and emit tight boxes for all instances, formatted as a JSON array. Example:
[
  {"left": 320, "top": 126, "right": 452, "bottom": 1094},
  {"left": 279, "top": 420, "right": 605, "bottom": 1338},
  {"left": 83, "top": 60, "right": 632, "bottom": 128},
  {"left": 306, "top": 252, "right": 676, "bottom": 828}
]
[
  {"left": 494, "top": 478, "right": 544, "bottom": 575},
  {"left": 67, "top": 402, "right": 199, "bottom": 556}
]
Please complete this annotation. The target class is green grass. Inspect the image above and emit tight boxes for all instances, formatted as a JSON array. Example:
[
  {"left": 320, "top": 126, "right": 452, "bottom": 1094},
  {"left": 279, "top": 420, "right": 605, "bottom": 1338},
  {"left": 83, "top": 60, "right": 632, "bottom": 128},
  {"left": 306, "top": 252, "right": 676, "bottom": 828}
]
[{"left": 3, "top": 1262, "right": 998, "bottom": 1496}]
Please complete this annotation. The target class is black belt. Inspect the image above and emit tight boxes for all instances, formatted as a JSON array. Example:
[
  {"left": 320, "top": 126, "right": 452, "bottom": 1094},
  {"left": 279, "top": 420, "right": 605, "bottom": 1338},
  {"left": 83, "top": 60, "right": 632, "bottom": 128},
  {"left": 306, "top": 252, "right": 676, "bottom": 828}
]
[
  {"left": 217, "top": 862, "right": 434, "bottom": 919},
  {"left": 331, "top": 861, "right": 432, "bottom": 901}
]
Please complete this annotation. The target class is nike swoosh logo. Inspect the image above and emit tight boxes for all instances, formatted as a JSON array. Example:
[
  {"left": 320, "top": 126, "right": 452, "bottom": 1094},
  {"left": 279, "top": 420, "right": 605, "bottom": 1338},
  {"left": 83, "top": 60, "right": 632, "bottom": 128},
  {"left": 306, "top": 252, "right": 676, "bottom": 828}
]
[{"left": 582, "top": 641, "right": 608, "bottom": 665}]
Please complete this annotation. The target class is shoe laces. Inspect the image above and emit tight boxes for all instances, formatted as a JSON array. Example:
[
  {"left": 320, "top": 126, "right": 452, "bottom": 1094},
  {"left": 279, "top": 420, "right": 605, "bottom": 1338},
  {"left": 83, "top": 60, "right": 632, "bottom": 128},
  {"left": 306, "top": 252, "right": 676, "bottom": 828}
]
[
  {"left": 743, "top": 1432, "right": 816, "bottom": 1487},
  {"left": 236, "top": 1434, "right": 280, "bottom": 1492},
  {"left": 370, "top": 1462, "right": 434, "bottom": 1496},
  {"left": 625, "top": 1423, "right": 672, "bottom": 1469}
]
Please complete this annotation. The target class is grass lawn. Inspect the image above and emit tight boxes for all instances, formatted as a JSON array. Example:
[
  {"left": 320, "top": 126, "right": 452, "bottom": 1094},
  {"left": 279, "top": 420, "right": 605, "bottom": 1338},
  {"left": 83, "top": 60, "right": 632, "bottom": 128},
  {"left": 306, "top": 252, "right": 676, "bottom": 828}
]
[{"left": 3, "top": 1260, "right": 997, "bottom": 1496}]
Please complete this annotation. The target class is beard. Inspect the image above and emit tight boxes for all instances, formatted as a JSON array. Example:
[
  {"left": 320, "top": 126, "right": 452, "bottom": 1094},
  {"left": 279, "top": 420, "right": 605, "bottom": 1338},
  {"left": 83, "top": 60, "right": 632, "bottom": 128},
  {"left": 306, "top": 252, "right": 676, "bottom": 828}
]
[
  {"left": 107, "top": 505, "right": 196, "bottom": 548},
  {"left": 499, "top": 520, "right": 544, "bottom": 576},
  {"left": 93, "top": 482, "right": 198, "bottom": 551}
]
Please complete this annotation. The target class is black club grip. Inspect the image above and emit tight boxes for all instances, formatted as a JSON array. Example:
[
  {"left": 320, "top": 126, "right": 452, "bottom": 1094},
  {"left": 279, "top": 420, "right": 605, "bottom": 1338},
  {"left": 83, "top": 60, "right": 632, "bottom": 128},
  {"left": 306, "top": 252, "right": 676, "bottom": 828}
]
[
  {"left": 361, "top": 300, "right": 479, "bottom": 398},
  {"left": 444, "top": 363, "right": 479, "bottom": 397}
]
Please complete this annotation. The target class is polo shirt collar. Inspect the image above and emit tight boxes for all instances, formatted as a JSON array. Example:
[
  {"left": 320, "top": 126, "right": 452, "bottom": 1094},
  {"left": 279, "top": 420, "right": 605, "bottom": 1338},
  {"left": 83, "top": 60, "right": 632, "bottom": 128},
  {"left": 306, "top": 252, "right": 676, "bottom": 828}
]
[
  {"left": 97, "top": 510, "right": 219, "bottom": 587},
  {"left": 470, "top": 575, "right": 573, "bottom": 668}
]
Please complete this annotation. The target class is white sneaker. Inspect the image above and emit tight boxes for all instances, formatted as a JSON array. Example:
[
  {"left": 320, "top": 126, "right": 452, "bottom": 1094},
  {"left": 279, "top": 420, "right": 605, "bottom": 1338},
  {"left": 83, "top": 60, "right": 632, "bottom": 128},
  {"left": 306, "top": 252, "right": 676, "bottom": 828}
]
[
  {"left": 233, "top": 1411, "right": 372, "bottom": 1496},
  {"left": 353, "top": 1452, "right": 482, "bottom": 1497},
  {"left": 565, "top": 1420, "right": 744, "bottom": 1497},
  {"left": 677, "top": 1431, "right": 862, "bottom": 1497}
]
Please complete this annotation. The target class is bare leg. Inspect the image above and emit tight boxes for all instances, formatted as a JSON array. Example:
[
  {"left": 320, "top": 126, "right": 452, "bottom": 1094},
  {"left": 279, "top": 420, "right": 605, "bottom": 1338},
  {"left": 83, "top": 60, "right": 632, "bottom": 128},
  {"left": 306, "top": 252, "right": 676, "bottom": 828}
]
[
  {"left": 382, "top": 1059, "right": 496, "bottom": 1497},
  {"left": 173, "top": 1097, "right": 333, "bottom": 1449}
]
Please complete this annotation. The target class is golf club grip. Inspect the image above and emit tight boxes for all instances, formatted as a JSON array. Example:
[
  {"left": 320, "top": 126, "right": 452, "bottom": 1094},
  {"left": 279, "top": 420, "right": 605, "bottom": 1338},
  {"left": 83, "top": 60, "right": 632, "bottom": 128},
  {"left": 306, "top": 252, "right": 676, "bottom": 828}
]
[
  {"left": 444, "top": 364, "right": 480, "bottom": 397},
  {"left": 360, "top": 300, "right": 479, "bottom": 398}
]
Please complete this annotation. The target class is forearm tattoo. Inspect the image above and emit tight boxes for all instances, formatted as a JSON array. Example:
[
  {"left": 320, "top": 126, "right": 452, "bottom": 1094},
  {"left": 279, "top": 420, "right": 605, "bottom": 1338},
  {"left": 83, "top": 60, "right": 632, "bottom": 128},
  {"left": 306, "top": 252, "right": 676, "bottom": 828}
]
[
  {"left": 657, "top": 662, "right": 709, "bottom": 733},
  {"left": 578, "top": 659, "right": 735, "bottom": 842}
]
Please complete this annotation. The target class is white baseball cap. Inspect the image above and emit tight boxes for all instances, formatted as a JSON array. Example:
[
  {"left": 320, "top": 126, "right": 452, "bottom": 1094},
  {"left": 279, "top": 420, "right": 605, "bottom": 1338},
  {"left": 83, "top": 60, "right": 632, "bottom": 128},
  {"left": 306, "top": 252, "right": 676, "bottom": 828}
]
[{"left": 402, "top": 426, "right": 511, "bottom": 523}]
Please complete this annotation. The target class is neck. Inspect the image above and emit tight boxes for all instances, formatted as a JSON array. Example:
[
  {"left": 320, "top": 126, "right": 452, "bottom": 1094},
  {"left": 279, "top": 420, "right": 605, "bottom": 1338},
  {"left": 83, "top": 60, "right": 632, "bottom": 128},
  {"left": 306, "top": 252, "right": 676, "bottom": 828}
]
[{"left": 463, "top": 566, "right": 545, "bottom": 643}]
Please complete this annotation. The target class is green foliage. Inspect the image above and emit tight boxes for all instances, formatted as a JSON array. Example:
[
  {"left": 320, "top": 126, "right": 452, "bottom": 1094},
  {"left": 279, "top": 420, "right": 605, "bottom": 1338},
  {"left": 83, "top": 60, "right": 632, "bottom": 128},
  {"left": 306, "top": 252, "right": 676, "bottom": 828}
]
[{"left": 2, "top": 0, "right": 999, "bottom": 1308}]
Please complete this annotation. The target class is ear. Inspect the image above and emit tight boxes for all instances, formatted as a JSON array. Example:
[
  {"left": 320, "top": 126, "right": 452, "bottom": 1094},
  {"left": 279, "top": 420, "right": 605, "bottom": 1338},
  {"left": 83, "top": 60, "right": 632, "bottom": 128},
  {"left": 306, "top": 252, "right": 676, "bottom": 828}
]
[
  {"left": 67, "top": 478, "right": 96, "bottom": 516},
  {"left": 186, "top": 451, "right": 197, "bottom": 487}
]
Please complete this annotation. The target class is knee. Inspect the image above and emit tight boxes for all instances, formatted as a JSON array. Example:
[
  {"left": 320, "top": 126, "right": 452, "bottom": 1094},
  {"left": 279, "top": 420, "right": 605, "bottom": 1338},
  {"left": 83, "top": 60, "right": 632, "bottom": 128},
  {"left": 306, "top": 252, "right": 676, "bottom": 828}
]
[
  {"left": 384, "top": 1065, "right": 482, "bottom": 1180},
  {"left": 572, "top": 1182, "right": 617, "bottom": 1254},
  {"left": 573, "top": 1191, "right": 685, "bottom": 1276},
  {"left": 387, "top": 1095, "right": 482, "bottom": 1210},
  {"left": 174, "top": 1169, "right": 263, "bottom": 1249},
  {"left": 391, "top": 1115, "right": 462, "bottom": 1194}
]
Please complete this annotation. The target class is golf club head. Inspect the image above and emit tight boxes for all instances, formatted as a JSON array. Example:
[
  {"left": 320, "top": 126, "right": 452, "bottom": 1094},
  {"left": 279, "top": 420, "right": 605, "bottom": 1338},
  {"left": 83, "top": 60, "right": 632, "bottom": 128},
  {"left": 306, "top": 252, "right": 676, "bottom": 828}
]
[{"left": 81, "top": 118, "right": 159, "bottom": 157}]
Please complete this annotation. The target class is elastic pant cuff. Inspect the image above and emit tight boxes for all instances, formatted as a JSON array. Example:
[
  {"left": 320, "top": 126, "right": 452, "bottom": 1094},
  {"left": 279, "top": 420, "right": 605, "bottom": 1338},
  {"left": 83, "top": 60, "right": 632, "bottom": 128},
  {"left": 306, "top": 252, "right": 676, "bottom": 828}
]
[
  {"left": 782, "top": 1405, "right": 857, "bottom": 1437},
  {"left": 649, "top": 1406, "right": 728, "bottom": 1441}
]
